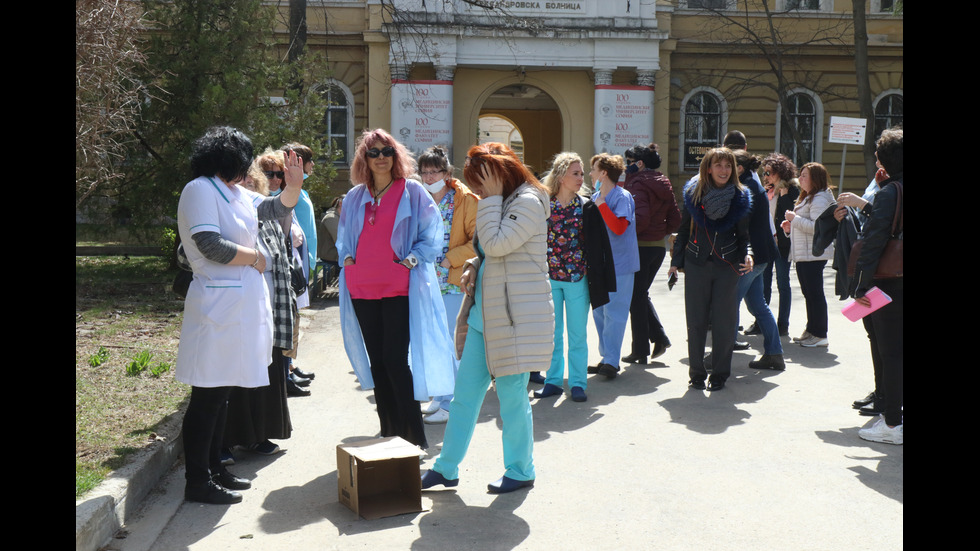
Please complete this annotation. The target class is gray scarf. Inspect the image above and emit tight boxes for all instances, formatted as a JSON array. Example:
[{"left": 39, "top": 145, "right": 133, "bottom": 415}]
[{"left": 702, "top": 182, "right": 736, "bottom": 220}]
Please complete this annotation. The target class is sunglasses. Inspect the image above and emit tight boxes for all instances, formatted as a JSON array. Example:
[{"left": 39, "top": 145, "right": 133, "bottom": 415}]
[
  {"left": 763, "top": 171, "right": 771, "bottom": 177},
  {"left": 366, "top": 146, "right": 396, "bottom": 158},
  {"left": 264, "top": 171, "right": 284, "bottom": 179}
]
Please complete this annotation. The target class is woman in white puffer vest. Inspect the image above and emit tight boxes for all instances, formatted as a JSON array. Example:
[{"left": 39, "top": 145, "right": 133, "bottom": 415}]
[
  {"left": 421, "top": 142, "right": 555, "bottom": 495},
  {"left": 781, "top": 162, "right": 835, "bottom": 348}
]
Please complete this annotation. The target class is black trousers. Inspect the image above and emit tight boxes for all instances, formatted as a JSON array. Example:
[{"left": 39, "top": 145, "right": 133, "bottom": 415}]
[
  {"left": 796, "top": 260, "right": 828, "bottom": 338},
  {"left": 870, "top": 278, "right": 903, "bottom": 426},
  {"left": 352, "top": 296, "right": 428, "bottom": 448},
  {"left": 684, "top": 258, "right": 739, "bottom": 383},
  {"left": 183, "top": 386, "right": 232, "bottom": 484},
  {"left": 629, "top": 245, "right": 668, "bottom": 355}
]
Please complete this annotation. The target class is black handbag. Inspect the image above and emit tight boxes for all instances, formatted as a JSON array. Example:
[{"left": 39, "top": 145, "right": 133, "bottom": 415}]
[
  {"left": 285, "top": 230, "right": 308, "bottom": 295},
  {"left": 172, "top": 243, "right": 192, "bottom": 299}
]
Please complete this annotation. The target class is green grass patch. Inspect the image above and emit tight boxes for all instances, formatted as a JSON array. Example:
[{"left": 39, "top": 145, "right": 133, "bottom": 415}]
[{"left": 76, "top": 256, "right": 189, "bottom": 500}]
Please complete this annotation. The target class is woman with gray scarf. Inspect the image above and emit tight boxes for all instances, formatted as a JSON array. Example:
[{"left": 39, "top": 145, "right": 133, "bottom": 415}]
[{"left": 668, "top": 148, "right": 753, "bottom": 391}]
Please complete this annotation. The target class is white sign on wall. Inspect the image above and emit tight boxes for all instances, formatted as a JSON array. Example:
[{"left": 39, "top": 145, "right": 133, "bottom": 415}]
[
  {"left": 390, "top": 80, "right": 454, "bottom": 157},
  {"left": 594, "top": 84, "right": 655, "bottom": 155}
]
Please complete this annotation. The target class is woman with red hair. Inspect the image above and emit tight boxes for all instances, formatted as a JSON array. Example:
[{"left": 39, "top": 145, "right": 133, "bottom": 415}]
[
  {"left": 421, "top": 142, "right": 554, "bottom": 494},
  {"left": 337, "top": 129, "right": 454, "bottom": 449}
]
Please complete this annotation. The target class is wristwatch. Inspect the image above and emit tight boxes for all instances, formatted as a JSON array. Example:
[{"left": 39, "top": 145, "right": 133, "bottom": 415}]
[{"left": 403, "top": 254, "right": 418, "bottom": 269}]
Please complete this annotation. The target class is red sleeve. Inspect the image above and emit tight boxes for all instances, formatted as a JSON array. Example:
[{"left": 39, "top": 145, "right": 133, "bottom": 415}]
[{"left": 598, "top": 203, "right": 629, "bottom": 235}]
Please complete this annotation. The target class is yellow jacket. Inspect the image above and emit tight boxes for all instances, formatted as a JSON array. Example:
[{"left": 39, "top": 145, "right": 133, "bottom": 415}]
[{"left": 443, "top": 178, "right": 479, "bottom": 287}]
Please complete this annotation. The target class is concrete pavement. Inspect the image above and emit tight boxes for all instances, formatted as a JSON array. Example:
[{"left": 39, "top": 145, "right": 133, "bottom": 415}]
[{"left": 89, "top": 266, "right": 902, "bottom": 551}]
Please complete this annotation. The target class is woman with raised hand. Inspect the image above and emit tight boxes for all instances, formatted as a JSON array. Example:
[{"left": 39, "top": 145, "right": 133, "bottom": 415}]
[
  {"left": 176, "top": 126, "right": 303, "bottom": 504},
  {"left": 781, "top": 162, "right": 835, "bottom": 348},
  {"left": 421, "top": 142, "right": 554, "bottom": 494},
  {"left": 337, "top": 129, "right": 454, "bottom": 449},
  {"left": 416, "top": 146, "right": 478, "bottom": 424},
  {"left": 223, "top": 161, "right": 295, "bottom": 460},
  {"left": 668, "top": 148, "right": 753, "bottom": 392}
]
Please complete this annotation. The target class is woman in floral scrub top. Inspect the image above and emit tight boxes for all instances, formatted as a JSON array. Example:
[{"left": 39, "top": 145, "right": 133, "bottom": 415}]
[{"left": 535, "top": 153, "right": 591, "bottom": 402}]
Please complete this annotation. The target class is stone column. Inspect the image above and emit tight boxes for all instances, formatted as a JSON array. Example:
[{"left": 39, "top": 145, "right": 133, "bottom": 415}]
[{"left": 593, "top": 68, "right": 616, "bottom": 155}]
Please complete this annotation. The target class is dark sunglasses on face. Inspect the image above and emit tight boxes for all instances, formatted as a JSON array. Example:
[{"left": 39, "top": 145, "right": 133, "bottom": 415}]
[
  {"left": 366, "top": 146, "right": 396, "bottom": 158},
  {"left": 763, "top": 171, "right": 771, "bottom": 177},
  {"left": 264, "top": 171, "right": 284, "bottom": 179}
]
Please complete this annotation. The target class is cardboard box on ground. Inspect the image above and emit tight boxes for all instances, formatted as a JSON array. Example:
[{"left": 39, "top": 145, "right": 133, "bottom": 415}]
[{"left": 336, "top": 436, "right": 425, "bottom": 520}]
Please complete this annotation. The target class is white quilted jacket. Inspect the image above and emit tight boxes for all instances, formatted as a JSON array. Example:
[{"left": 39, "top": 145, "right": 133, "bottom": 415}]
[
  {"left": 788, "top": 188, "right": 835, "bottom": 263},
  {"left": 455, "top": 183, "right": 555, "bottom": 378}
]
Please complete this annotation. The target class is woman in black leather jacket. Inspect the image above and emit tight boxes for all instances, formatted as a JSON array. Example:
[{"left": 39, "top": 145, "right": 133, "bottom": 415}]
[
  {"left": 668, "top": 148, "right": 753, "bottom": 391},
  {"left": 849, "top": 127, "right": 903, "bottom": 445}
]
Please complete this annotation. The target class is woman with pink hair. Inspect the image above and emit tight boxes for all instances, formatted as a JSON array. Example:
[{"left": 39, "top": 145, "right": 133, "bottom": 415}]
[{"left": 337, "top": 129, "right": 454, "bottom": 449}]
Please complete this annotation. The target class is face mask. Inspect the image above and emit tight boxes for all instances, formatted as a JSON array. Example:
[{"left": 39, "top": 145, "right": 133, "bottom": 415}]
[
  {"left": 303, "top": 173, "right": 309, "bottom": 180},
  {"left": 423, "top": 179, "right": 446, "bottom": 194},
  {"left": 594, "top": 180, "right": 601, "bottom": 193}
]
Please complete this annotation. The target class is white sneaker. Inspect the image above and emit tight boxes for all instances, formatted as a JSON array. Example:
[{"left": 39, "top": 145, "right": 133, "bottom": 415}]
[
  {"left": 424, "top": 408, "right": 450, "bottom": 424},
  {"left": 799, "top": 335, "right": 829, "bottom": 347},
  {"left": 859, "top": 416, "right": 903, "bottom": 445},
  {"left": 792, "top": 330, "right": 813, "bottom": 343},
  {"left": 421, "top": 401, "right": 440, "bottom": 415}
]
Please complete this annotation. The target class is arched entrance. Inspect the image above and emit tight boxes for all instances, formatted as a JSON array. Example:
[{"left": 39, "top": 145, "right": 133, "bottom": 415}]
[
  {"left": 478, "top": 115, "right": 524, "bottom": 162},
  {"left": 479, "top": 84, "right": 562, "bottom": 176}
]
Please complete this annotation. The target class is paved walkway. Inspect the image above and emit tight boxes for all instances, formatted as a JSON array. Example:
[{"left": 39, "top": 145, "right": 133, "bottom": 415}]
[{"left": 100, "top": 267, "right": 902, "bottom": 551}]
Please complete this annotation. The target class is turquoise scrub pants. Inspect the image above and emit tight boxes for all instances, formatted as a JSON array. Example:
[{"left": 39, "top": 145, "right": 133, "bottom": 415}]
[
  {"left": 432, "top": 327, "right": 535, "bottom": 482},
  {"left": 546, "top": 277, "right": 590, "bottom": 390},
  {"left": 592, "top": 273, "right": 635, "bottom": 366}
]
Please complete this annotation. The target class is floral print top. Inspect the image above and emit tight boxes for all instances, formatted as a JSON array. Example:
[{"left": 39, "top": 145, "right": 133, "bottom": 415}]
[
  {"left": 548, "top": 195, "right": 586, "bottom": 283},
  {"left": 435, "top": 188, "right": 462, "bottom": 295}
]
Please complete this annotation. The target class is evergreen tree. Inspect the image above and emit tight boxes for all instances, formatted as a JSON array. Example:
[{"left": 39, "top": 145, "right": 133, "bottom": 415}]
[{"left": 109, "top": 0, "right": 334, "bottom": 236}]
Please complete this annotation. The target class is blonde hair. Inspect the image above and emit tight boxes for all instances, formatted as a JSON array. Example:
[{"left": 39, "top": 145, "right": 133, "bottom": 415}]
[
  {"left": 246, "top": 161, "right": 269, "bottom": 196},
  {"left": 542, "top": 152, "right": 584, "bottom": 198}
]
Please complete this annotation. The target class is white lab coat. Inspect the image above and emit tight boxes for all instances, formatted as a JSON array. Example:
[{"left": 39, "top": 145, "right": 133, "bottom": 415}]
[{"left": 175, "top": 176, "right": 273, "bottom": 388}]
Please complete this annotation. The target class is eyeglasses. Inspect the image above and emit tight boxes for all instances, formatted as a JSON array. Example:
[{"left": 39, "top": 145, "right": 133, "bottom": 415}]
[
  {"left": 420, "top": 169, "right": 445, "bottom": 176},
  {"left": 264, "top": 171, "right": 284, "bottom": 179},
  {"left": 366, "top": 146, "right": 396, "bottom": 159},
  {"left": 763, "top": 171, "right": 771, "bottom": 177}
]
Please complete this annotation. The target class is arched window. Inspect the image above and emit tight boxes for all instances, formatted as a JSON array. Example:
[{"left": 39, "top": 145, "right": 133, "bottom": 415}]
[
  {"left": 777, "top": 89, "right": 823, "bottom": 167},
  {"left": 680, "top": 87, "right": 727, "bottom": 171},
  {"left": 319, "top": 80, "right": 354, "bottom": 167},
  {"left": 873, "top": 90, "right": 903, "bottom": 141}
]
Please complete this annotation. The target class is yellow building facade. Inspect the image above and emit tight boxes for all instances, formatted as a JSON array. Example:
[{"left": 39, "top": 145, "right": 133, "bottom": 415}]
[{"left": 287, "top": 1, "right": 902, "bottom": 194}]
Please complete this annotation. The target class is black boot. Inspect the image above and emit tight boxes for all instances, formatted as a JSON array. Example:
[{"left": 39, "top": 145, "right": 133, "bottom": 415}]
[
  {"left": 749, "top": 354, "right": 785, "bottom": 371},
  {"left": 185, "top": 479, "right": 242, "bottom": 504}
]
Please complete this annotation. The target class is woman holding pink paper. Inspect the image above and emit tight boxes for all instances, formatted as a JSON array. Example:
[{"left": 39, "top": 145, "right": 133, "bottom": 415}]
[{"left": 849, "top": 127, "right": 903, "bottom": 445}]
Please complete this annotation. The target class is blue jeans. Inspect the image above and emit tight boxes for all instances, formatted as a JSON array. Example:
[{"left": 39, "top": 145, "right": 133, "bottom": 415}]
[
  {"left": 774, "top": 256, "right": 792, "bottom": 329},
  {"left": 546, "top": 277, "right": 590, "bottom": 390},
  {"left": 433, "top": 327, "right": 534, "bottom": 482},
  {"left": 592, "top": 273, "right": 635, "bottom": 366},
  {"left": 735, "top": 262, "right": 782, "bottom": 355}
]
